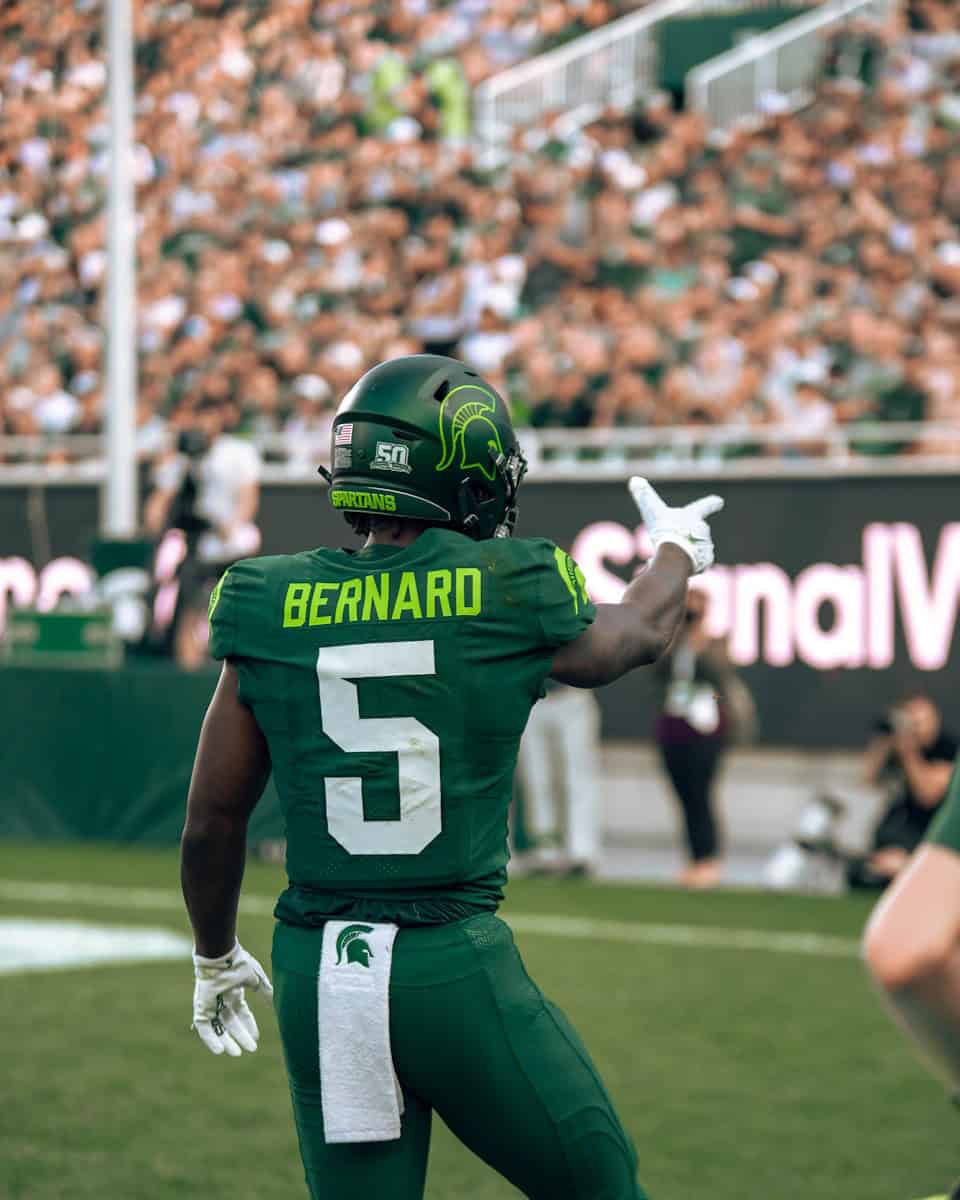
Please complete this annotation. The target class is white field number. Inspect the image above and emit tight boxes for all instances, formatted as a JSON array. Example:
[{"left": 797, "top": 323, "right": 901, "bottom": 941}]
[{"left": 316, "top": 641, "right": 442, "bottom": 854}]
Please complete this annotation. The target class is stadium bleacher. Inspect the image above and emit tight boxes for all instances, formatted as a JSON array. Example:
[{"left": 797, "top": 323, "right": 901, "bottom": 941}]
[{"left": 1, "top": 0, "right": 957, "bottom": 465}]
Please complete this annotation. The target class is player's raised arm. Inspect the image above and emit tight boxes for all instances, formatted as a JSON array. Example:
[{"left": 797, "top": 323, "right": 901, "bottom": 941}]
[
  {"left": 550, "top": 478, "right": 723, "bottom": 688},
  {"left": 181, "top": 661, "right": 274, "bottom": 1056}
]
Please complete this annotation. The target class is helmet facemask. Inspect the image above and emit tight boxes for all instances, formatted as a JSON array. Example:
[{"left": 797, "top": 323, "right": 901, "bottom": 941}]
[{"left": 456, "top": 444, "right": 527, "bottom": 540}]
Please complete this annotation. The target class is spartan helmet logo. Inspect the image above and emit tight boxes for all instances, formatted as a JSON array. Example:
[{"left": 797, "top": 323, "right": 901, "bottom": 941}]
[
  {"left": 435, "top": 384, "right": 504, "bottom": 483},
  {"left": 335, "top": 924, "right": 375, "bottom": 968}
]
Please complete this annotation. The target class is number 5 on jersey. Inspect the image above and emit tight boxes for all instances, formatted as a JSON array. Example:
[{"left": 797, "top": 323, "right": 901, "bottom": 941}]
[{"left": 316, "top": 642, "right": 442, "bottom": 855}]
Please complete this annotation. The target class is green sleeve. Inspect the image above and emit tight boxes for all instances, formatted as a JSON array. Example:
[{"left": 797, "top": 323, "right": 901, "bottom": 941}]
[
  {"left": 526, "top": 538, "right": 596, "bottom": 649},
  {"left": 927, "top": 757, "right": 960, "bottom": 853},
  {"left": 207, "top": 559, "right": 268, "bottom": 661},
  {"left": 207, "top": 568, "right": 236, "bottom": 661}
]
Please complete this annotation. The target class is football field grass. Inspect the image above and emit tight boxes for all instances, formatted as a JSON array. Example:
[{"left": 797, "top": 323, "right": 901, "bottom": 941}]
[{"left": 0, "top": 841, "right": 955, "bottom": 1200}]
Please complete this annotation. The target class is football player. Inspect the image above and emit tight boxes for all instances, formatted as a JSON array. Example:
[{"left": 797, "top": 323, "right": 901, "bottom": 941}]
[
  {"left": 181, "top": 355, "right": 723, "bottom": 1200},
  {"left": 863, "top": 758, "right": 960, "bottom": 1200}
]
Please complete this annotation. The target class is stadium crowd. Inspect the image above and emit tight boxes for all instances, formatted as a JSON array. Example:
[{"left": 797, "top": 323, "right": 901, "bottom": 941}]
[{"left": 0, "top": 0, "right": 959, "bottom": 462}]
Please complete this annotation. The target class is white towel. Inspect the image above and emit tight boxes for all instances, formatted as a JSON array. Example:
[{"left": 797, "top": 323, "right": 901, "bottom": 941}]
[{"left": 318, "top": 920, "right": 404, "bottom": 1144}]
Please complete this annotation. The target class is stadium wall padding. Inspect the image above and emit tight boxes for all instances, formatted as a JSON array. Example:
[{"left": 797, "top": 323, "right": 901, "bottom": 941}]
[
  {"left": 0, "top": 664, "right": 283, "bottom": 844},
  {"left": 1, "top": 474, "right": 958, "bottom": 751}
]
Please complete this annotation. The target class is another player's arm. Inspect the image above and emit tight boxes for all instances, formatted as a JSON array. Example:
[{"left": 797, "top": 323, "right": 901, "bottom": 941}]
[
  {"left": 863, "top": 761, "right": 960, "bottom": 1103},
  {"left": 551, "top": 478, "right": 723, "bottom": 688},
  {"left": 551, "top": 545, "right": 692, "bottom": 687},
  {"left": 181, "top": 661, "right": 271, "bottom": 958}
]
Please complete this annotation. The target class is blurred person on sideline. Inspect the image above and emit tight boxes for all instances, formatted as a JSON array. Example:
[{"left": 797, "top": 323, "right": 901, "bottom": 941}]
[
  {"left": 516, "top": 680, "right": 602, "bottom": 877},
  {"left": 652, "top": 587, "right": 752, "bottom": 888},
  {"left": 144, "top": 397, "right": 262, "bottom": 668},
  {"left": 847, "top": 692, "right": 958, "bottom": 889}
]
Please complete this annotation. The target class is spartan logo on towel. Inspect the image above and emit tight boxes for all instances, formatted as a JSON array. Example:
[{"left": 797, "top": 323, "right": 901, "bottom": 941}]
[
  {"left": 335, "top": 924, "right": 375, "bottom": 968},
  {"left": 435, "top": 385, "right": 503, "bottom": 483}
]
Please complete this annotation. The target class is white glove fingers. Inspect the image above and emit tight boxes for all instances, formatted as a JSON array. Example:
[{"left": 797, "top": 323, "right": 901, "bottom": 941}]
[
  {"left": 222, "top": 1017, "right": 257, "bottom": 1054},
  {"left": 233, "top": 999, "right": 260, "bottom": 1044},
  {"left": 192, "top": 942, "right": 272, "bottom": 1058},
  {"left": 220, "top": 1028, "right": 243, "bottom": 1058},
  {"left": 623, "top": 480, "right": 724, "bottom": 576},
  {"left": 628, "top": 476, "right": 666, "bottom": 520},
  {"left": 194, "top": 1020, "right": 227, "bottom": 1056},
  {"left": 250, "top": 965, "right": 274, "bottom": 999},
  {"left": 223, "top": 1002, "right": 259, "bottom": 1052},
  {"left": 687, "top": 494, "right": 725, "bottom": 519}
]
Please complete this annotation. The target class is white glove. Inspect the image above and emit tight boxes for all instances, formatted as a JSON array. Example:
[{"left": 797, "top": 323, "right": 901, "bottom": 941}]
[
  {"left": 192, "top": 941, "right": 274, "bottom": 1057},
  {"left": 629, "top": 476, "right": 724, "bottom": 575}
]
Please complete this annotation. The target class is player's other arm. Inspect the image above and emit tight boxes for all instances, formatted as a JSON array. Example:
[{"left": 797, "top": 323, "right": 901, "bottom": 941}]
[
  {"left": 181, "top": 662, "right": 271, "bottom": 957},
  {"left": 551, "top": 545, "right": 693, "bottom": 687},
  {"left": 551, "top": 479, "right": 723, "bottom": 688},
  {"left": 181, "top": 662, "right": 274, "bottom": 1056}
]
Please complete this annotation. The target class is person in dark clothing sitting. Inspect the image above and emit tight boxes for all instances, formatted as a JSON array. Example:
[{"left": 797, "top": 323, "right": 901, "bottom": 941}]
[{"left": 849, "top": 692, "right": 958, "bottom": 889}]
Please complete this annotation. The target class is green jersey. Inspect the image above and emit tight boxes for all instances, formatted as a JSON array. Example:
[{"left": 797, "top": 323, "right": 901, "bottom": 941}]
[
  {"left": 209, "top": 529, "right": 594, "bottom": 926},
  {"left": 927, "top": 755, "right": 960, "bottom": 854}
]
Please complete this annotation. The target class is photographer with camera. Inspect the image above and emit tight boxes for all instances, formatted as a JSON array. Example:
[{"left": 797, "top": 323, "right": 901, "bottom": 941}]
[
  {"left": 849, "top": 692, "right": 958, "bottom": 889},
  {"left": 144, "top": 397, "right": 262, "bottom": 669}
]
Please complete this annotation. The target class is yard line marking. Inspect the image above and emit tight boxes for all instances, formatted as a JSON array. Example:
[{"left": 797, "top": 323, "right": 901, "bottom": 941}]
[
  {"left": 508, "top": 915, "right": 859, "bottom": 958},
  {"left": 0, "top": 880, "right": 276, "bottom": 916},
  {"left": 0, "top": 917, "right": 191, "bottom": 975},
  {"left": 0, "top": 880, "right": 860, "bottom": 958}
]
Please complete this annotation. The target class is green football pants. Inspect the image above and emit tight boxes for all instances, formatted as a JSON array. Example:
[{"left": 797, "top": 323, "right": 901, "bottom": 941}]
[{"left": 272, "top": 912, "right": 646, "bottom": 1200}]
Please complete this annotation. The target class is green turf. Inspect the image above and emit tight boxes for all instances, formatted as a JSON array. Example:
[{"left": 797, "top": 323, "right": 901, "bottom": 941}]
[{"left": 0, "top": 841, "right": 955, "bottom": 1199}]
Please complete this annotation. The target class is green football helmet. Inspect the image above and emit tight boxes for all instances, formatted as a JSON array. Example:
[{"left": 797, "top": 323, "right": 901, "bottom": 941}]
[{"left": 319, "top": 355, "right": 527, "bottom": 540}]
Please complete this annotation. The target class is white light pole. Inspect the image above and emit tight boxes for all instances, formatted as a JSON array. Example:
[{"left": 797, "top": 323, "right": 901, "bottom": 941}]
[{"left": 103, "top": 0, "right": 138, "bottom": 537}]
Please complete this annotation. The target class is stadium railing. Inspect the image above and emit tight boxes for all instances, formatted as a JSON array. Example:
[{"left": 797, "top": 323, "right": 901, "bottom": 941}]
[
  {"left": 686, "top": 0, "right": 896, "bottom": 131},
  {"left": 522, "top": 422, "right": 960, "bottom": 479},
  {"left": 2, "top": 423, "right": 957, "bottom": 483},
  {"left": 474, "top": 0, "right": 717, "bottom": 158},
  {"left": 472, "top": 0, "right": 836, "bottom": 154}
]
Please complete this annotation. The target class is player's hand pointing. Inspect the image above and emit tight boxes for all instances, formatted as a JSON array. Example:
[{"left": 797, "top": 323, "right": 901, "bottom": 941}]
[
  {"left": 191, "top": 941, "right": 273, "bottom": 1057},
  {"left": 628, "top": 477, "right": 724, "bottom": 575}
]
